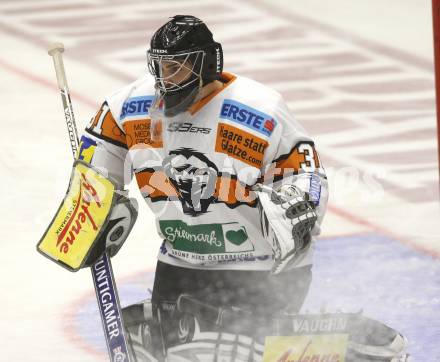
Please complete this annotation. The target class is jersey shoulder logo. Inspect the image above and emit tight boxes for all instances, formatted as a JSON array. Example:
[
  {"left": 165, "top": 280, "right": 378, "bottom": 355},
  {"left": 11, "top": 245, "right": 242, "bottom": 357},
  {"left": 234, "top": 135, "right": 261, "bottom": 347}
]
[
  {"left": 120, "top": 95, "right": 154, "bottom": 121},
  {"left": 219, "top": 99, "right": 277, "bottom": 137},
  {"left": 86, "top": 102, "right": 127, "bottom": 149},
  {"left": 77, "top": 135, "right": 97, "bottom": 163}
]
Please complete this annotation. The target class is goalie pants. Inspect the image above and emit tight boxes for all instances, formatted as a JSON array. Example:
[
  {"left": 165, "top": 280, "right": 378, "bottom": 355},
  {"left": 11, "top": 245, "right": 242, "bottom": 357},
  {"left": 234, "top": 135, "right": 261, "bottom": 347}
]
[{"left": 151, "top": 261, "right": 312, "bottom": 348}]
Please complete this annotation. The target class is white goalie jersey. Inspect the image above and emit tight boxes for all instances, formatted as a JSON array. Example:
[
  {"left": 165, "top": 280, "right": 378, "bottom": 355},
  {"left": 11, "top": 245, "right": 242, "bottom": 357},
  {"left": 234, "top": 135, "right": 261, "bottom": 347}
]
[{"left": 77, "top": 72, "right": 328, "bottom": 271}]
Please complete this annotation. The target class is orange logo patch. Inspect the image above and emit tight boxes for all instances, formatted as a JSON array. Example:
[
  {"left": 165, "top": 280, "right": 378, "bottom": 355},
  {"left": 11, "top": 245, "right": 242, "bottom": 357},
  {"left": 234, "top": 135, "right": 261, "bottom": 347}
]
[
  {"left": 123, "top": 119, "right": 163, "bottom": 148},
  {"left": 215, "top": 123, "right": 268, "bottom": 168}
]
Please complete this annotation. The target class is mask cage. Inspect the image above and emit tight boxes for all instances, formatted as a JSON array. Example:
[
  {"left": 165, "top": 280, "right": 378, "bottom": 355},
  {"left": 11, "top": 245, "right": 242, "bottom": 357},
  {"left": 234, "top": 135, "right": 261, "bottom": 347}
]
[{"left": 147, "top": 50, "right": 205, "bottom": 93}]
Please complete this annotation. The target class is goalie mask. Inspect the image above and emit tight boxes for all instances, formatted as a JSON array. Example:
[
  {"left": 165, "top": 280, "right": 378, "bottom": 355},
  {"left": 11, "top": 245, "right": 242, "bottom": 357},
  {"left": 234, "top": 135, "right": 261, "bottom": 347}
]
[{"left": 147, "top": 15, "right": 223, "bottom": 117}]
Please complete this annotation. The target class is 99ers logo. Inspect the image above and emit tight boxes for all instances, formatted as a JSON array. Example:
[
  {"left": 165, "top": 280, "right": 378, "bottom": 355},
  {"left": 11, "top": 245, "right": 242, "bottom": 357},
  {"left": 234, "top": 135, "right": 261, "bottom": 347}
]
[{"left": 167, "top": 121, "right": 211, "bottom": 134}]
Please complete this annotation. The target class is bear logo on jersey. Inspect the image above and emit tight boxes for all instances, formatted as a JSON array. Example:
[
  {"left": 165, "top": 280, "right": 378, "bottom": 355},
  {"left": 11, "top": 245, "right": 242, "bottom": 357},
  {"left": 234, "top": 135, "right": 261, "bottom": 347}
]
[{"left": 163, "top": 148, "right": 218, "bottom": 216}]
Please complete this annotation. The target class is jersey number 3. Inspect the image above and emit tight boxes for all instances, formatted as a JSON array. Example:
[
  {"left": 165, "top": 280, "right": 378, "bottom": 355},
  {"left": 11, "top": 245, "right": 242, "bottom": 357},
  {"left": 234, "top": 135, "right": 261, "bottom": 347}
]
[{"left": 298, "top": 143, "right": 319, "bottom": 172}]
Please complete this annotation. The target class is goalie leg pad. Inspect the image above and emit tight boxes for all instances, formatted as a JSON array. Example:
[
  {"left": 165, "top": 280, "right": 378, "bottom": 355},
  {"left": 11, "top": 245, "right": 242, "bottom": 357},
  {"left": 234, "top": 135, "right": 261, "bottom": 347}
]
[
  {"left": 122, "top": 300, "right": 164, "bottom": 361},
  {"left": 347, "top": 314, "right": 409, "bottom": 361}
]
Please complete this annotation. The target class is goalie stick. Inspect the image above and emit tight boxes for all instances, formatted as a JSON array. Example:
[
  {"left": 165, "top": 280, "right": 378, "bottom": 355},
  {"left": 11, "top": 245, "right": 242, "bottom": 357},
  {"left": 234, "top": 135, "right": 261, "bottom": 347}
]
[{"left": 47, "top": 42, "right": 133, "bottom": 362}]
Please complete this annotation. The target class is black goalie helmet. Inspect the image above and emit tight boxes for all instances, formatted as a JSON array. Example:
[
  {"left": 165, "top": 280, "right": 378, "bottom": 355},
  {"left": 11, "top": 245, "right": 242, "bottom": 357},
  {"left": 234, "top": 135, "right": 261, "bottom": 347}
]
[{"left": 147, "top": 15, "right": 223, "bottom": 117}]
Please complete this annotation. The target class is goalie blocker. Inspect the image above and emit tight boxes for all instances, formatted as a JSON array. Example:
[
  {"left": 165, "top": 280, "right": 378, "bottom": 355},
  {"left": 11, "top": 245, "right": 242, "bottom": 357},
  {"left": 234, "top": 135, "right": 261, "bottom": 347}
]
[{"left": 37, "top": 160, "right": 138, "bottom": 271}]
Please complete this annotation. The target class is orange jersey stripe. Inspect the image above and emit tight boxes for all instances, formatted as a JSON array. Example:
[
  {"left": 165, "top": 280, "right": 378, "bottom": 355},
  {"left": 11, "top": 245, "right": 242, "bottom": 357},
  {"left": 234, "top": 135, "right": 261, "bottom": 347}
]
[
  {"left": 188, "top": 72, "right": 237, "bottom": 115},
  {"left": 135, "top": 169, "right": 257, "bottom": 207},
  {"left": 270, "top": 142, "right": 321, "bottom": 179},
  {"left": 135, "top": 170, "right": 178, "bottom": 199},
  {"left": 86, "top": 102, "right": 127, "bottom": 148}
]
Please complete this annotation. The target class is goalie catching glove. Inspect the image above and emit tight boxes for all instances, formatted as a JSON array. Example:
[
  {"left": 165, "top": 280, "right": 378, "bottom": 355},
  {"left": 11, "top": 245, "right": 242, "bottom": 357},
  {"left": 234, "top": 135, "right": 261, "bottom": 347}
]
[
  {"left": 254, "top": 183, "right": 317, "bottom": 274},
  {"left": 37, "top": 160, "right": 138, "bottom": 271}
]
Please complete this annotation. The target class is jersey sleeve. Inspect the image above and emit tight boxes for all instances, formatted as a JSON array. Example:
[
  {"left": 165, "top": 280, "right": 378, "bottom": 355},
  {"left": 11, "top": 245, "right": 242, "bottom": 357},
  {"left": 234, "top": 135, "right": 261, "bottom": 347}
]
[
  {"left": 261, "top": 97, "right": 329, "bottom": 236},
  {"left": 77, "top": 102, "right": 130, "bottom": 189}
]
